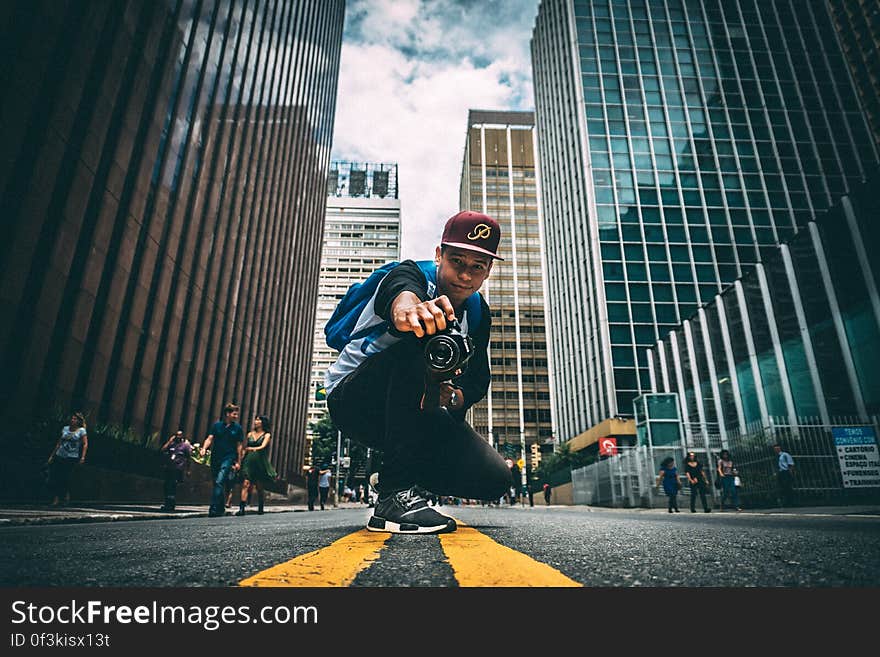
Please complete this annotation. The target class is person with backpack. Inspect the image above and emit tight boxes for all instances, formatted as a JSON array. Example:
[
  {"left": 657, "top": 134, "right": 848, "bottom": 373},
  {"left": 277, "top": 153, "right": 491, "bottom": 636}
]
[
  {"left": 159, "top": 429, "right": 192, "bottom": 512},
  {"left": 324, "top": 211, "right": 512, "bottom": 535}
]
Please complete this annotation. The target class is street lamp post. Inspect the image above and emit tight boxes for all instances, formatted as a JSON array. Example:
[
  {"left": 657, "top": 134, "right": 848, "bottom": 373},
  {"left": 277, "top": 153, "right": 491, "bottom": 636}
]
[{"left": 335, "top": 429, "right": 342, "bottom": 508}]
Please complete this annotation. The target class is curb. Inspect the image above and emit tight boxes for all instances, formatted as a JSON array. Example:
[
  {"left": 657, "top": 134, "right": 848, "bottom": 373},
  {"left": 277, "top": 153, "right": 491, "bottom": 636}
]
[{"left": 0, "top": 505, "right": 370, "bottom": 528}]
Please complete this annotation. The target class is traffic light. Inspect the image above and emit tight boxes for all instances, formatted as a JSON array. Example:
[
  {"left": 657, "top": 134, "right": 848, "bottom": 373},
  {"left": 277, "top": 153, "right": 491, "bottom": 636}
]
[{"left": 530, "top": 442, "right": 541, "bottom": 470}]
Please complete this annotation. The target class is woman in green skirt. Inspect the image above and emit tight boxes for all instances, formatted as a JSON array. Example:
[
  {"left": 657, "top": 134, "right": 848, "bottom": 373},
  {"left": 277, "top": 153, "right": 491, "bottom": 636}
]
[{"left": 236, "top": 415, "right": 277, "bottom": 516}]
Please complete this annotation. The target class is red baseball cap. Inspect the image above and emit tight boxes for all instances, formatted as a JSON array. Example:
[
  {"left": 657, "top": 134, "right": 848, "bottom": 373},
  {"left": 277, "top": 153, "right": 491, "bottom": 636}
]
[{"left": 440, "top": 211, "right": 504, "bottom": 260}]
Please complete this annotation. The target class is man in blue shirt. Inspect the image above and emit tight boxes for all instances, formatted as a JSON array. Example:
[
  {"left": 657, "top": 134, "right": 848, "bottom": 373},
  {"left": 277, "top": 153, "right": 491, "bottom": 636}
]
[
  {"left": 774, "top": 443, "right": 796, "bottom": 507},
  {"left": 201, "top": 402, "right": 245, "bottom": 517}
]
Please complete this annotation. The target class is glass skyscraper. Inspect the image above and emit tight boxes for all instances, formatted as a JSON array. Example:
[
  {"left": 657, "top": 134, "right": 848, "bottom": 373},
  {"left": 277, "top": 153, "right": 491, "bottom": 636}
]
[
  {"left": 650, "top": 175, "right": 880, "bottom": 440},
  {"left": 828, "top": 0, "right": 880, "bottom": 149},
  {"left": 531, "top": 0, "right": 879, "bottom": 443},
  {"left": 647, "top": 174, "right": 880, "bottom": 507}
]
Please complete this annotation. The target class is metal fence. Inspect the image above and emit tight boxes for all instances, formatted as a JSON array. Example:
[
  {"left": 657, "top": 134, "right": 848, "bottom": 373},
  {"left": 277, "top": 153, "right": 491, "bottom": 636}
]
[
  {"left": 571, "top": 415, "right": 880, "bottom": 508},
  {"left": 571, "top": 446, "right": 657, "bottom": 508},
  {"left": 725, "top": 415, "right": 880, "bottom": 508}
]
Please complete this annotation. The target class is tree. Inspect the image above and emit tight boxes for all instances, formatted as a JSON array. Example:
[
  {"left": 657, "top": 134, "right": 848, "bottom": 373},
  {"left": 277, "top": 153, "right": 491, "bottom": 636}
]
[
  {"left": 308, "top": 412, "right": 338, "bottom": 468},
  {"left": 534, "top": 442, "right": 596, "bottom": 483},
  {"left": 308, "top": 411, "right": 371, "bottom": 486}
]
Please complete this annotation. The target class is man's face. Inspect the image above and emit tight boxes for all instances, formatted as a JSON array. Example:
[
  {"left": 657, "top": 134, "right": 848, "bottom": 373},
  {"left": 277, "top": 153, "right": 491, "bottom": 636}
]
[
  {"left": 774, "top": 446, "right": 781, "bottom": 454},
  {"left": 435, "top": 246, "right": 493, "bottom": 307},
  {"left": 225, "top": 409, "right": 239, "bottom": 423}
]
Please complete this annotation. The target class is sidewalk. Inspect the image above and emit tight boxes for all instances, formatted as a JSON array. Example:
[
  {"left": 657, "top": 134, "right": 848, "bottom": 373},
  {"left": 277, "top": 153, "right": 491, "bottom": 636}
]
[
  {"left": 504, "top": 503, "right": 880, "bottom": 517},
  {"left": 0, "top": 501, "right": 372, "bottom": 527}
]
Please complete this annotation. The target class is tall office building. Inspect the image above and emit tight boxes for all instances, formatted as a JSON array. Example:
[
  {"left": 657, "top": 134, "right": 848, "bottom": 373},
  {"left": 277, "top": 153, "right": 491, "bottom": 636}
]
[
  {"left": 458, "top": 111, "right": 555, "bottom": 462},
  {"left": 0, "top": 1, "right": 345, "bottom": 482},
  {"left": 307, "top": 163, "right": 400, "bottom": 467},
  {"left": 531, "top": 0, "right": 879, "bottom": 443},
  {"left": 828, "top": 0, "right": 880, "bottom": 149}
]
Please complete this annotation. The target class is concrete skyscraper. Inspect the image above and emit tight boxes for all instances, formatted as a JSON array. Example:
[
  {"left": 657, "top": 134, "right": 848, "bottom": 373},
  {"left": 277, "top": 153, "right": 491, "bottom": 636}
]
[
  {"left": 458, "top": 111, "right": 555, "bottom": 468},
  {"left": 307, "top": 162, "right": 400, "bottom": 468},
  {"left": 531, "top": 0, "right": 879, "bottom": 444}
]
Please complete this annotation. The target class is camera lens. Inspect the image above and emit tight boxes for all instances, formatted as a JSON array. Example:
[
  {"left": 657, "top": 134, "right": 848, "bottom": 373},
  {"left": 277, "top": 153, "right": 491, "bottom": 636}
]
[{"left": 426, "top": 335, "right": 459, "bottom": 371}]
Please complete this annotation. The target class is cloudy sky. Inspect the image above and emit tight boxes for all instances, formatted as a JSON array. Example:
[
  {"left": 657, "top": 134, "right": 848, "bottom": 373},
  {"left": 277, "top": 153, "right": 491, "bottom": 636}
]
[{"left": 331, "top": 0, "right": 540, "bottom": 258}]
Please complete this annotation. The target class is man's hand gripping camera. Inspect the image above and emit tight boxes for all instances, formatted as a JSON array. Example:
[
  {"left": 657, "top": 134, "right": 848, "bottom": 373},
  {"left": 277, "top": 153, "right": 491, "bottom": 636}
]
[{"left": 421, "top": 319, "right": 474, "bottom": 410}]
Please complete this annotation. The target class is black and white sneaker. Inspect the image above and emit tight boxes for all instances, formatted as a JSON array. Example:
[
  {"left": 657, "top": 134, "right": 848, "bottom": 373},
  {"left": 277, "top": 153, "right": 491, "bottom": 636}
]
[{"left": 366, "top": 486, "right": 456, "bottom": 534}]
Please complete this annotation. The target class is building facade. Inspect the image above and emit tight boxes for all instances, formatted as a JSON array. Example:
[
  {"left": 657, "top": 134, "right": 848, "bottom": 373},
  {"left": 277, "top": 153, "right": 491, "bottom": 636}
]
[
  {"left": 0, "top": 0, "right": 345, "bottom": 482},
  {"left": 307, "top": 162, "right": 401, "bottom": 467},
  {"left": 458, "top": 111, "right": 556, "bottom": 465},
  {"left": 531, "top": 0, "right": 879, "bottom": 444},
  {"left": 648, "top": 175, "right": 880, "bottom": 443}
]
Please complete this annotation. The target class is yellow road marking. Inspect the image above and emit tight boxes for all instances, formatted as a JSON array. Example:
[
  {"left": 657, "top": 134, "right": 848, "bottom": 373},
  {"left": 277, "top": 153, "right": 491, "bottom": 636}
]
[
  {"left": 239, "top": 529, "right": 390, "bottom": 587},
  {"left": 439, "top": 522, "right": 582, "bottom": 587}
]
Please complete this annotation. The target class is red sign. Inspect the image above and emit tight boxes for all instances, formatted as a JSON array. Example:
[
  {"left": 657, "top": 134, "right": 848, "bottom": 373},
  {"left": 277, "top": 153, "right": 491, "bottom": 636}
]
[{"left": 599, "top": 437, "right": 618, "bottom": 456}]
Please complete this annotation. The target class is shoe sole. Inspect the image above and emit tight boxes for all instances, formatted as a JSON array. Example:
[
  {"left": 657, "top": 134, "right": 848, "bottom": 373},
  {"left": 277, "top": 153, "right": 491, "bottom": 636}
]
[{"left": 366, "top": 515, "right": 456, "bottom": 535}]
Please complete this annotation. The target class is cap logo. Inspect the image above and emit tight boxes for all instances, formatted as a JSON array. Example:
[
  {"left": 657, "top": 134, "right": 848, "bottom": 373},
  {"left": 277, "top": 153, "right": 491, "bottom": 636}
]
[{"left": 467, "top": 223, "right": 492, "bottom": 241}]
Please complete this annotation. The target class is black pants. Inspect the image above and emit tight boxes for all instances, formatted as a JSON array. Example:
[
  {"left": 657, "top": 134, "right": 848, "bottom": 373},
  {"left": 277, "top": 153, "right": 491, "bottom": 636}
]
[
  {"left": 308, "top": 489, "right": 318, "bottom": 511},
  {"left": 690, "top": 482, "right": 709, "bottom": 511},
  {"left": 666, "top": 492, "right": 679, "bottom": 511},
  {"left": 48, "top": 457, "right": 78, "bottom": 499},
  {"left": 327, "top": 338, "right": 511, "bottom": 499},
  {"left": 319, "top": 486, "right": 329, "bottom": 509},
  {"left": 163, "top": 468, "right": 183, "bottom": 507},
  {"left": 777, "top": 470, "right": 795, "bottom": 506}
]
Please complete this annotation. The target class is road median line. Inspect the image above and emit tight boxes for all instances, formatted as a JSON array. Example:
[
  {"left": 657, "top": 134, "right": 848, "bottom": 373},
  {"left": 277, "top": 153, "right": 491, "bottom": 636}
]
[
  {"left": 239, "top": 529, "right": 390, "bottom": 587},
  {"left": 439, "top": 521, "right": 582, "bottom": 587}
]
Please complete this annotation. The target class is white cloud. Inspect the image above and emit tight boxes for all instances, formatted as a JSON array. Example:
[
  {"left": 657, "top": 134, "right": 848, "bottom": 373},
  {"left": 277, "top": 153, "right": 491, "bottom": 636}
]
[{"left": 331, "top": 0, "right": 539, "bottom": 258}]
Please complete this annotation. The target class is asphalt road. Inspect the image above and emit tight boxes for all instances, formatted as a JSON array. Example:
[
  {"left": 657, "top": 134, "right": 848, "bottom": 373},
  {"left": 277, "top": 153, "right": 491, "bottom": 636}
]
[{"left": 1, "top": 505, "right": 878, "bottom": 587}]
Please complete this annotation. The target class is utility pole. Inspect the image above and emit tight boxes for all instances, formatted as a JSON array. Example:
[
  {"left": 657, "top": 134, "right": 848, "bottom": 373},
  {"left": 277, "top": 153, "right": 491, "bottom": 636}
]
[{"left": 334, "top": 429, "right": 341, "bottom": 508}]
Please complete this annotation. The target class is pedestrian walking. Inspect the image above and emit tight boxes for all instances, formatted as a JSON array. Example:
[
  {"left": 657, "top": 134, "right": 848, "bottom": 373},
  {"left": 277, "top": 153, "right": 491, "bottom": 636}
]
[
  {"left": 542, "top": 482, "right": 552, "bottom": 505},
  {"left": 717, "top": 449, "right": 742, "bottom": 511},
  {"left": 236, "top": 415, "right": 277, "bottom": 516},
  {"left": 318, "top": 464, "right": 331, "bottom": 510},
  {"left": 684, "top": 451, "right": 711, "bottom": 513},
  {"left": 159, "top": 430, "right": 192, "bottom": 512},
  {"left": 46, "top": 412, "right": 88, "bottom": 506},
  {"left": 656, "top": 456, "right": 681, "bottom": 513},
  {"left": 200, "top": 402, "right": 245, "bottom": 517},
  {"left": 774, "top": 444, "right": 796, "bottom": 507},
  {"left": 306, "top": 465, "right": 319, "bottom": 511}
]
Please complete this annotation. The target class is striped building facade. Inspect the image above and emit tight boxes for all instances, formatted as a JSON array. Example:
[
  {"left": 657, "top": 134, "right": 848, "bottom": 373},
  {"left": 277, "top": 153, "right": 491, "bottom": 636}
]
[
  {"left": 458, "top": 110, "right": 556, "bottom": 466},
  {"left": 0, "top": 0, "right": 345, "bottom": 482},
  {"left": 648, "top": 175, "right": 880, "bottom": 444}
]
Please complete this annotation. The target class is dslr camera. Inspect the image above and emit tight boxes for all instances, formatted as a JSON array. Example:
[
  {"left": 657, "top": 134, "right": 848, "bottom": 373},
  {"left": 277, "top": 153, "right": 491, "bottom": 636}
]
[{"left": 422, "top": 318, "right": 474, "bottom": 383}]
